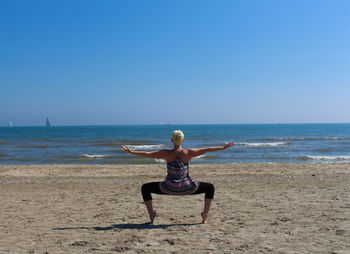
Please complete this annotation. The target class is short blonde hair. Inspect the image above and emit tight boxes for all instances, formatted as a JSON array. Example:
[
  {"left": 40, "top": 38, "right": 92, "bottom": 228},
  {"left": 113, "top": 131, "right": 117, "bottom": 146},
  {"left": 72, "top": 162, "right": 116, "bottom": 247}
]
[{"left": 172, "top": 130, "right": 184, "bottom": 146}]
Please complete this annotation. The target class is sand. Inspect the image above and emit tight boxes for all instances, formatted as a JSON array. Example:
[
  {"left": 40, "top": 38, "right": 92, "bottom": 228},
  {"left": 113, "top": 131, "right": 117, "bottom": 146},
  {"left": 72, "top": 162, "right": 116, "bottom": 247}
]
[{"left": 0, "top": 163, "right": 349, "bottom": 254}]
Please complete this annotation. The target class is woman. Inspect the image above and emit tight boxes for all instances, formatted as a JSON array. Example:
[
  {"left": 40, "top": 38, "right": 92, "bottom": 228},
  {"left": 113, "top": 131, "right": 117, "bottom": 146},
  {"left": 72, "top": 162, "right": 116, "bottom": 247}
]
[{"left": 121, "top": 130, "right": 235, "bottom": 224}]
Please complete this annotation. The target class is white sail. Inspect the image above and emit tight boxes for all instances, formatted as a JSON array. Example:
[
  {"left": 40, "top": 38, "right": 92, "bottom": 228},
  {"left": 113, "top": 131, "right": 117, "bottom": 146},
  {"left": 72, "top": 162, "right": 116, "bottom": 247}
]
[
  {"left": 9, "top": 121, "right": 13, "bottom": 127},
  {"left": 46, "top": 118, "right": 51, "bottom": 127}
]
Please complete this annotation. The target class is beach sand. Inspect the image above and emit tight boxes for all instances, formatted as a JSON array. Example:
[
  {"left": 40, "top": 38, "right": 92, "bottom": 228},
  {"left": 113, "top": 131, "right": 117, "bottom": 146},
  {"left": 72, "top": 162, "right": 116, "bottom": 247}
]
[{"left": 0, "top": 163, "right": 349, "bottom": 253}]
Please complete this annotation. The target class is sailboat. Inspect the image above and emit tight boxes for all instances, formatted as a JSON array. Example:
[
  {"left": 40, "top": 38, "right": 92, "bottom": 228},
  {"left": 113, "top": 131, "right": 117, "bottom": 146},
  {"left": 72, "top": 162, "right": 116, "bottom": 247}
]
[
  {"left": 46, "top": 118, "right": 51, "bottom": 127},
  {"left": 8, "top": 121, "right": 13, "bottom": 127}
]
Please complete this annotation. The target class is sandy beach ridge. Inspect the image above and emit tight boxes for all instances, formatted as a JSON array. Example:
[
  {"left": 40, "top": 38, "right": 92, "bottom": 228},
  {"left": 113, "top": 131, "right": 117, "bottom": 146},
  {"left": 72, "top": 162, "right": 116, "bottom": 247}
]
[{"left": 1, "top": 163, "right": 349, "bottom": 253}]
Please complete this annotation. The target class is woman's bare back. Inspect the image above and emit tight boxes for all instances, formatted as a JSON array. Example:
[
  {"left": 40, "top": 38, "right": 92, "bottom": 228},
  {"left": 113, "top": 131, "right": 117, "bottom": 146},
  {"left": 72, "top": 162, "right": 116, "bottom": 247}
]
[{"left": 164, "top": 148, "right": 192, "bottom": 163}]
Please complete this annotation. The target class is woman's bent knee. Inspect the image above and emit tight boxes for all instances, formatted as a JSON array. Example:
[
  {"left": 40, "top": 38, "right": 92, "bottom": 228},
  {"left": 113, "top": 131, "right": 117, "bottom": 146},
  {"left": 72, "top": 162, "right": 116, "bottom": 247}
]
[
  {"left": 208, "top": 183, "right": 215, "bottom": 192},
  {"left": 141, "top": 183, "right": 147, "bottom": 192},
  {"left": 141, "top": 183, "right": 152, "bottom": 201},
  {"left": 205, "top": 183, "right": 215, "bottom": 199}
]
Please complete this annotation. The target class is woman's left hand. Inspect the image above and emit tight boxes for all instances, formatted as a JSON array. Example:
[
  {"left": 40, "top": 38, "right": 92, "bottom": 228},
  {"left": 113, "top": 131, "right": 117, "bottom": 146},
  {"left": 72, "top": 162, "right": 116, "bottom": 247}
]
[
  {"left": 223, "top": 142, "right": 235, "bottom": 149},
  {"left": 121, "top": 145, "right": 133, "bottom": 154}
]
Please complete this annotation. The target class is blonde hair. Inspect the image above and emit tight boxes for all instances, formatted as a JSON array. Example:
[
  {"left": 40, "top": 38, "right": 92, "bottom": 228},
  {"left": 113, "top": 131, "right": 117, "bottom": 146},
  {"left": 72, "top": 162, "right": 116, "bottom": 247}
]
[{"left": 172, "top": 130, "right": 184, "bottom": 146}]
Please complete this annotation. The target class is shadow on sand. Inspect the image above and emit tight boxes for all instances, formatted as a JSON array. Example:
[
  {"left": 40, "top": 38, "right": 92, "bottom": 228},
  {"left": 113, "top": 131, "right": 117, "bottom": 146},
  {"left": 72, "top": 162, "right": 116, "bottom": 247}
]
[{"left": 53, "top": 222, "right": 201, "bottom": 231}]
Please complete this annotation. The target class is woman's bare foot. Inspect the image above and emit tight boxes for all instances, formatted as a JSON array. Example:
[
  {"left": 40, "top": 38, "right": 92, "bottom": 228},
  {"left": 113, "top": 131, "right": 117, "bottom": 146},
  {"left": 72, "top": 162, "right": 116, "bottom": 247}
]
[
  {"left": 146, "top": 211, "right": 157, "bottom": 225},
  {"left": 201, "top": 212, "right": 208, "bottom": 224},
  {"left": 144, "top": 200, "right": 156, "bottom": 225}
]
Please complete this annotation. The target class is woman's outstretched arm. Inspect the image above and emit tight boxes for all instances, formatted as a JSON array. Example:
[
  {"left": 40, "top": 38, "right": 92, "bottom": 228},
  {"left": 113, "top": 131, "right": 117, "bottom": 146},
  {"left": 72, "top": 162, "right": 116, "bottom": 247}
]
[
  {"left": 121, "top": 145, "right": 168, "bottom": 159},
  {"left": 187, "top": 142, "right": 235, "bottom": 158}
]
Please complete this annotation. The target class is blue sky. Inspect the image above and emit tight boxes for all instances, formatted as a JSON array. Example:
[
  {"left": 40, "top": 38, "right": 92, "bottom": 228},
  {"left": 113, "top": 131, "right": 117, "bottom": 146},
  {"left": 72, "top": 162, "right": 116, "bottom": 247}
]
[{"left": 1, "top": 0, "right": 349, "bottom": 126}]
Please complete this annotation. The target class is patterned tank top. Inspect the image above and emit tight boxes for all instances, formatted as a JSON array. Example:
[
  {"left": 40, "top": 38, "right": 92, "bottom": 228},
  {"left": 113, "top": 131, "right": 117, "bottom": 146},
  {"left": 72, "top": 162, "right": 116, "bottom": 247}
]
[{"left": 159, "top": 160, "right": 199, "bottom": 195}]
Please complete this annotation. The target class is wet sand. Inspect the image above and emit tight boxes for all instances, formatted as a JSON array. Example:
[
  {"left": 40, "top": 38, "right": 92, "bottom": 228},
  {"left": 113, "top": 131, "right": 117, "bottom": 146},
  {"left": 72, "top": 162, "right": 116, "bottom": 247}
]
[{"left": 0, "top": 163, "right": 349, "bottom": 253}]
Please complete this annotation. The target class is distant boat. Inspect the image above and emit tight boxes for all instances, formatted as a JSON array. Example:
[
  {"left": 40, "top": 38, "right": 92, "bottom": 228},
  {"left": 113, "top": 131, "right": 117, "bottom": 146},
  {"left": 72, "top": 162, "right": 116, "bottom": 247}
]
[
  {"left": 8, "top": 121, "right": 13, "bottom": 127},
  {"left": 159, "top": 121, "right": 170, "bottom": 126},
  {"left": 46, "top": 118, "right": 51, "bottom": 127},
  {"left": 94, "top": 121, "right": 98, "bottom": 126}
]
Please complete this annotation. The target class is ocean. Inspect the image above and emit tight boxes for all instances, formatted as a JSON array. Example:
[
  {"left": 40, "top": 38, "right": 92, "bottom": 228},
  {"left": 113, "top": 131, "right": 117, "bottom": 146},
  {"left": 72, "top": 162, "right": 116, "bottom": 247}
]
[{"left": 0, "top": 124, "right": 350, "bottom": 164}]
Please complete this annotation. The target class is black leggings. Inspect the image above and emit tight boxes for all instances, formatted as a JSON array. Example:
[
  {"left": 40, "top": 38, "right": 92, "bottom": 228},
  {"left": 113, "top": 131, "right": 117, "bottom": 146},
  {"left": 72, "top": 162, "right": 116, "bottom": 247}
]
[{"left": 141, "top": 182, "right": 215, "bottom": 201}]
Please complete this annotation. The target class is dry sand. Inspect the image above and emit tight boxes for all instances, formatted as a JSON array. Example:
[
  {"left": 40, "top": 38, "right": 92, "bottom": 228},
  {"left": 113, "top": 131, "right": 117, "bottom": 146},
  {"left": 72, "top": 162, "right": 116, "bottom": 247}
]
[{"left": 0, "top": 163, "right": 349, "bottom": 254}]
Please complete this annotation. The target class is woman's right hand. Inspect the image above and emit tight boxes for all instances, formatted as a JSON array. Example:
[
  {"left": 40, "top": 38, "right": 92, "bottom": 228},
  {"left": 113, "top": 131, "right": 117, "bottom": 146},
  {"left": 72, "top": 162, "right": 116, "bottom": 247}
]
[
  {"left": 121, "top": 145, "right": 133, "bottom": 154},
  {"left": 223, "top": 142, "right": 235, "bottom": 149}
]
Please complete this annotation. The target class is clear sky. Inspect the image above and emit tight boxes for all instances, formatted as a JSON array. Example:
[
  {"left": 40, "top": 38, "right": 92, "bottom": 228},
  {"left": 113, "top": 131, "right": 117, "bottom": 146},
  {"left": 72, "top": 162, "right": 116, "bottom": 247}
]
[{"left": 1, "top": 0, "right": 349, "bottom": 126}]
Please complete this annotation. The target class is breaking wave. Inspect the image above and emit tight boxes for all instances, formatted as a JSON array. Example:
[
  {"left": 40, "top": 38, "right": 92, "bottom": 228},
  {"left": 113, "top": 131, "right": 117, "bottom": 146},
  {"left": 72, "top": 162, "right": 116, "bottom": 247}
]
[
  {"left": 260, "top": 137, "right": 343, "bottom": 141},
  {"left": 154, "top": 158, "right": 166, "bottom": 163},
  {"left": 298, "top": 155, "right": 350, "bottom": 161},
  {"left": 238, "top": 142, "right": 290, "bottom": 147},
  {"left": 192, "top": 155, "right": 207, "bottom": 160},
  {"left": 82, "top": 154, "right": 109, "bottom": 158},
  {"left": 125, "top": 144, "right": 167, "bottom": 150},
  {"left": 154, "top": 154, "right": 207, "bottom": 163}
]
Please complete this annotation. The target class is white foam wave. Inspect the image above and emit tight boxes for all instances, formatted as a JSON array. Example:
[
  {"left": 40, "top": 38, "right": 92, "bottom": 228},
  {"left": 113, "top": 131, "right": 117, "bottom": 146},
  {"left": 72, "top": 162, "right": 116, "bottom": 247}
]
[
  {"left": 154, "top": 158, "right": 166, "bottom": 163},
  {"left": 192, "top": 155, "right": 206, "bottom": 160},
  {"left": 154, "top": 155, "right": 206, "bottom": 163},
  {"left": 238, "top": 142, "right": 289, "bottom": 147},
  {"left": 294, "top": 137, "right": 340, "bottom": 141},
  {"left": 265, "top": 137, "right": 341, "bottom": 141},
  {"left": 82, "top": 154, "right": 107, "bottom": 158},
  {"left": 126, "top": 144, "right": 167, "bottom": 150},
  {"left": 302, "top": 155, "right": 350, "bottom": 161}
]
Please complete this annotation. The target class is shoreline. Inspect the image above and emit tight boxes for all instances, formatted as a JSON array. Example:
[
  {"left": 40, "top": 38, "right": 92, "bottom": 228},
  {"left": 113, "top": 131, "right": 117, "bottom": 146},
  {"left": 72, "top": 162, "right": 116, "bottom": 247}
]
[
  {"left": 1, "top": 162, "right": 350, "bottom": 177},
  {"left": 1, "top": 163, "right": 349, "bottom": 253}
]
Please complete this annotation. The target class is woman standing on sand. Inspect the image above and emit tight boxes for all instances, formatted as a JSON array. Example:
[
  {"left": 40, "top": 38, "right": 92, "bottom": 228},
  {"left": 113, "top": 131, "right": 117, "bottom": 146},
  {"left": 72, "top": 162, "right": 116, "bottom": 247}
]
[{"left": 122, "top": 130, "right": 235, "bottom": 224}]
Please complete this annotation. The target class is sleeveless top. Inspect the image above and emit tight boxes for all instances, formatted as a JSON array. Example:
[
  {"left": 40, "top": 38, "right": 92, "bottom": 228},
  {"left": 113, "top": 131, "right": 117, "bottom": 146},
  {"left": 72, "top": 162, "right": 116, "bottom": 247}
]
[{"left": 159, "top": 160, "right": 199, "bottom": 195}]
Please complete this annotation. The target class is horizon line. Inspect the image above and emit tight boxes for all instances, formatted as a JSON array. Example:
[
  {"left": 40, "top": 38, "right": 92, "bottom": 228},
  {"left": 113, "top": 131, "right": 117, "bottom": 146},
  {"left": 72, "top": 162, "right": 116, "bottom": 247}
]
[{"left": 2, "top": 122, "right": 350, "bottom": 127}]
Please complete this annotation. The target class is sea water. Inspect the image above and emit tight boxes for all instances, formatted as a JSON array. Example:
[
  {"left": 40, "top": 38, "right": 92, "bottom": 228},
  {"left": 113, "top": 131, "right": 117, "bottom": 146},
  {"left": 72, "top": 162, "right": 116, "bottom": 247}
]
[{"left": 0, "top": 124, "right": 350, "bottom": 164}]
